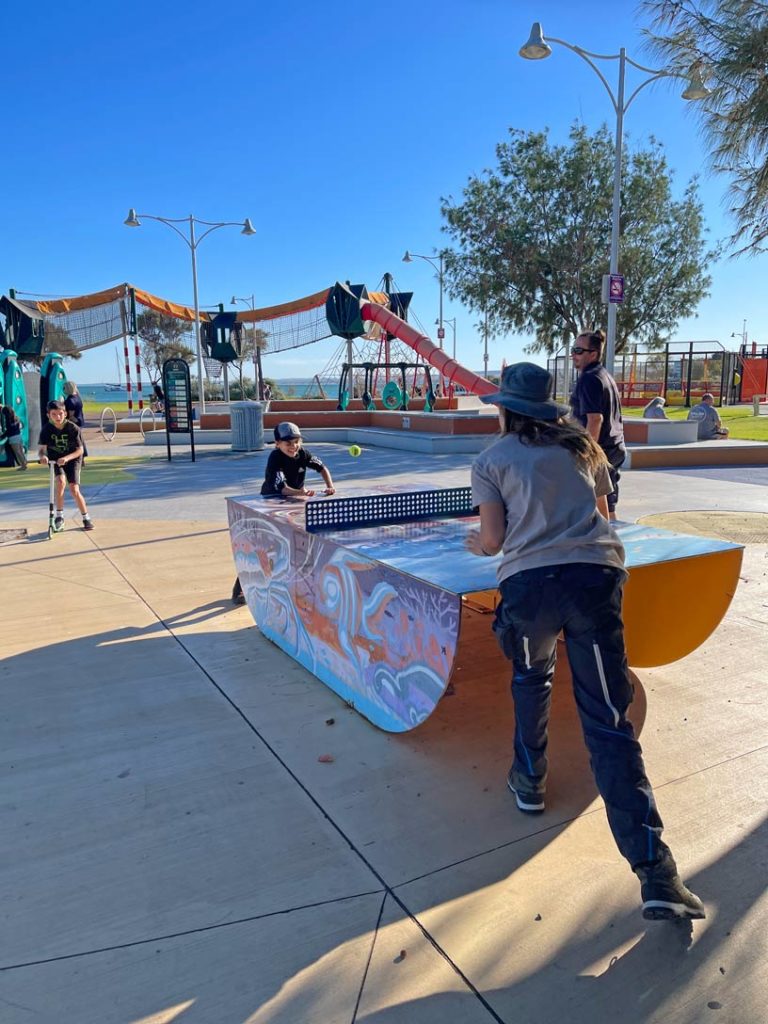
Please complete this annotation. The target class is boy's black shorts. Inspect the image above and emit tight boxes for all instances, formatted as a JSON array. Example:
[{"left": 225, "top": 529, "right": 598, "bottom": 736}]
[{"left": 53, "top": 459, "right": 82, "bottom": 485}]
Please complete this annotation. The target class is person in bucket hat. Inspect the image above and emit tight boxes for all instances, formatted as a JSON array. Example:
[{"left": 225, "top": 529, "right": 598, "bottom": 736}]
[{"left": 466, "top": 361, "right": 704, "bottom": 922}]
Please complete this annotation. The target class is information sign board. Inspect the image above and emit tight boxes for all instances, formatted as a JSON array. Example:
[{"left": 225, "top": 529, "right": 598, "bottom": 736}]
[{"left": 161, "top": 358, "right": 196, "bottom": 462}]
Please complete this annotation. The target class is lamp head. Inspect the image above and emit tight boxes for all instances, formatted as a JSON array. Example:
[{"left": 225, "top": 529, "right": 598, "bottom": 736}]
[
  {"left": 124, "top": 208, "right": 141, "bottom": 227},
  {"left": 682, "top": 66, "right": 711, "bottom": 101},
  {"left": 231, "top": 296, "right": 238, "bottom": 305},
  {"left": 519, "top": 22, "right": 552, "bottom": 60},
  {"left": 402, "top": 250, "right": 413, "bottom": 263},
  {"left": 241, "top": 218, "right": 257, "bottom": 236}
]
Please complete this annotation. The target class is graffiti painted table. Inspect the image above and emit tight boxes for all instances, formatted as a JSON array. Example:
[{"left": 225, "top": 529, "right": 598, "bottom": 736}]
[{"left": 227, "top": 488, "right": 743, "bottom": 733}]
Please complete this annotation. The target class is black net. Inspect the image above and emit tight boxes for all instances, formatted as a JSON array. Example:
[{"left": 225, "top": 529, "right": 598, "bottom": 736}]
[
  {"left": 16, "top": 290, "right": 130, "bottom": 353},
  {"left": 305, "top": 487, "right": 474, "bottom": 533}
]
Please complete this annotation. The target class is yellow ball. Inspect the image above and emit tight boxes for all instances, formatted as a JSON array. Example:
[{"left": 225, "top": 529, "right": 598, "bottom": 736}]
[{"left": 348, "top": 444, "right": 362, "bottom": 457}]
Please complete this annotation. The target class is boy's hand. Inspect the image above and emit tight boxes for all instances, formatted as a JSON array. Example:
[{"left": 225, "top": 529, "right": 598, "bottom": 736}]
[
  {"left": 39, "top": 455, "right": 49, "bottom": 465},
  {"left": 324, "top": 486, "right": 336, "bottom": 495},
  {"left": 302, "top": 488, "right": 316, "bottom": 497}
]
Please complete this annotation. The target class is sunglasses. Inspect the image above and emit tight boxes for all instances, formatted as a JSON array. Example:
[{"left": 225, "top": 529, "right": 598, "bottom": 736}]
[{"left": 571, "top": 346, "right": 595, "bottom": 356}]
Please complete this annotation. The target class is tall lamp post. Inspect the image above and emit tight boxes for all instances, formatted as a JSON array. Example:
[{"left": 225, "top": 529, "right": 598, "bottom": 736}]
[
  {"left": 402, "top": 250, "right": 444, "bottom": 342},
  {"left": 403, "top": 249, "right": 445, "bottom": 389},
  {"left": 231, "top": 293, "right": 264, "bottom": 400},
  {"left": 435, "top": 316, "right": 457, "bottom": 360},
  {"left": 124, "top": 210, "right": 256, "bottom": 413},
  {"left": 519, "top": 22, "right": 710, "bottom": 375}
]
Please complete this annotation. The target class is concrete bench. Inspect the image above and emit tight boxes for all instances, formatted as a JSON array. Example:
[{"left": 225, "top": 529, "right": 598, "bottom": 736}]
[{"left": 623, "top": 419, "right": 700, "bottom": 445}]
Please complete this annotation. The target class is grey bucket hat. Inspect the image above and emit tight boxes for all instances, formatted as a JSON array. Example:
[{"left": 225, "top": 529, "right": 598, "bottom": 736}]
[{"left": 480, "top": 362, "right": 570, "bottom": 421}]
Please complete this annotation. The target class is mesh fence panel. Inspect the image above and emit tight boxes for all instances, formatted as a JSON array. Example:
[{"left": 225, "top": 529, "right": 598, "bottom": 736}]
[
  {"left": 17, "top": 290, "right": 130, "bottom": 353},
  {"left": 12, "top": 284, "right": 334, "bottom": 357}
]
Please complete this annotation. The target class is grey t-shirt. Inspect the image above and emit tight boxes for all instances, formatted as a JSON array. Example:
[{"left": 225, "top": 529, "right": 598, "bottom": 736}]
[
  {"left": 687, "top": 403, "right": 722, "bottom": 440},
  {"left": 471, "top": 433, "right": 626, "bottom": 584}
]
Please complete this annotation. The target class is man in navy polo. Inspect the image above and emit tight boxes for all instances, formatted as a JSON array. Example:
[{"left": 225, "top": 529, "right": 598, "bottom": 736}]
[{"left": 569, "top": 329, "right": 626, "bottom": 520}]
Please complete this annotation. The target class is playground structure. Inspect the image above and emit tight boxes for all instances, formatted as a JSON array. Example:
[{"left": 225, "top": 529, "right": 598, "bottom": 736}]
[
  {"left": 0, "top": 279, "right": 497, "bottom": 438},
  {"left": 228, "top": 485, "right": 744, "bottom": 733},
  {"left": 1, "top": 277, "right": 760, "bottom": 462},
  {"left": 0, "top": 348, "right": 31, "bottom": 465}
]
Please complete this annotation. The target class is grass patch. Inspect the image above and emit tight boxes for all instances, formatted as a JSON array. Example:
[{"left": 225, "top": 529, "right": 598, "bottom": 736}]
[
  {"left": 0, "top": 456, "right": 150, "bottom": 492},
  {"left": 622, "top": 404, "right": 768, "bottom": 441}
]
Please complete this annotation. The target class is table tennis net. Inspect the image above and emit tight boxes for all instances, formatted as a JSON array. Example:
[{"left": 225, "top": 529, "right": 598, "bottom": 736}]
[{"left": 305, "top": 487, "right": 475, "bottom": 532}]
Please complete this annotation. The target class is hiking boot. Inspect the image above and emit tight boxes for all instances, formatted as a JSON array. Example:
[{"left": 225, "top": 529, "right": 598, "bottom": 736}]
[
  {"left": 83, "top": 518, "right": 95, "bottom": 531},
  {"left": 507, "top": 767, "right": 545, "bottom": 814},
  {"left": 636, "top": 854, "right": 705, "bottom": 921}
]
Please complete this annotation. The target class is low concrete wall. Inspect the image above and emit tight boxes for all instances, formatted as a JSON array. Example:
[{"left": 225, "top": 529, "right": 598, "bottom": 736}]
[
  {"left": 624, "top": 419, "right": 699, "bottom": 445},
  {"left": 200, "top": 408, "right": 498, "bottom": 436}
]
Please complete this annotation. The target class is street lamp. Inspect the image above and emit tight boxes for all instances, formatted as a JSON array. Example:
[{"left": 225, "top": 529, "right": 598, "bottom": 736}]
[
  {"left": 519, "top": 22, "right": 710, "bottom": 374},
  {"left": 402, "top": 250, "right": 445, "bottom": 345},
  {"left": 730, "top": 320, "right": 747, "bottom": 349},
  {"left": 231, "top": 293, "right": 265, "bottom": 400},
  {"left": 435, "top": 316, "right": 457, "bottom": 360},
  {"left": 124, "top": 209, "right": 256, "bottom": 413}
]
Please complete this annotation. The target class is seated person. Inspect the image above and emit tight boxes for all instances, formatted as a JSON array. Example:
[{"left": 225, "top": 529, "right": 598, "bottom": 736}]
[
  {"left": 687, "top": 393, "right": 729, "bottom": 439},
  {"left": 643, "top": 397, "right": 668, "bottom": 420}
]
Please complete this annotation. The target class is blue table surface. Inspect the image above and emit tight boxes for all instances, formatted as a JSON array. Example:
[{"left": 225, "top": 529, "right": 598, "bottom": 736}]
[{"left": 229, "top": 491, "right": 742, "bottom": 596}]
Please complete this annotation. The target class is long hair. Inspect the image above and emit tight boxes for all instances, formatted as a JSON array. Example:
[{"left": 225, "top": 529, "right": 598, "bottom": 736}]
[{"left": 500, "top": 408, "right": 607, "bottom": 475}]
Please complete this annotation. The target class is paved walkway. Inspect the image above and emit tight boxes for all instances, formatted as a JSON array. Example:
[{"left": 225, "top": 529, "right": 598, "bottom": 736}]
[{"left": 1, "top": 433, "right": 766, "bottom": 1023}]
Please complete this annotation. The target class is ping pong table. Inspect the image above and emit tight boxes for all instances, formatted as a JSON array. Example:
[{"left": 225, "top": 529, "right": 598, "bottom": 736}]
[{"left": 226, "top": 486, "right": 743, "bottom": 733}]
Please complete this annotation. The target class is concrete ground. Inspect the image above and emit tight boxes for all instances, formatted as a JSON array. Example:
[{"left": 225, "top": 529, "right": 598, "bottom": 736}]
[{"left": 1, "top": 429, "right": 766, "bottom": 1024}]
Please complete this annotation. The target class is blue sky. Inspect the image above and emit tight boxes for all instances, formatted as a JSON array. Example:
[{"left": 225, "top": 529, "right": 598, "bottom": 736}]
[{"left": 0, "top": 0, "right": 762, "bottom": 383}]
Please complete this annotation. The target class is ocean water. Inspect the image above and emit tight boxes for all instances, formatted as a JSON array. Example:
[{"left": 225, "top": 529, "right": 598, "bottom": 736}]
[
  {"left": 79, "top": 380, "right": 330, "bottom": 404},
  {"left": 80, "top": 384, "right": 131, "bottom": 404}
]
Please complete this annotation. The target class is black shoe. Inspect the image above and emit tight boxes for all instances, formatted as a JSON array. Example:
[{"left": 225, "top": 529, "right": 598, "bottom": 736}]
[
  {"left": 636, "top": 856, "right": 705, "bottom": 921},
  {"left": 507, "top": 767, "right": 545, "bottom": 814},
  {"left": 83, "top": 518, "right": 95, "bottom": 531},
  {"left": 231, "top": 579, "right": 246, "bottom": 606},
  {"left": 54, "top": 517, "right": 64, "bottom": 532}
]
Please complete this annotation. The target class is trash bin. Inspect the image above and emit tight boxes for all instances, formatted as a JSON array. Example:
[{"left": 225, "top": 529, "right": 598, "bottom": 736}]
[{"left": 230, "top": 401, "right": 265, "bottom": 451}]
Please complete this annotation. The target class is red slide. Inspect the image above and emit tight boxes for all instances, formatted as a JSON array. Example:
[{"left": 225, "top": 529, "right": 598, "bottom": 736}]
[{"left": 361, "top": 301, "right": 497, "bottom": 397}]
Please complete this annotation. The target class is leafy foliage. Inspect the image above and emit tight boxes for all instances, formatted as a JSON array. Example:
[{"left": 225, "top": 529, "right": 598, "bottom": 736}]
[
  {"left": 231, "top": 326, "right": 268, "bottom": 396},
  {"left": 440, "top": 124, "right": 715, "bottom": 354},
  {"left": 11, "top": 324, "right": 82, "bottom": 368},
  {"left": 641, "top": 0, "right": 768, "bottom": 255},
  {"left": 136, "top": 311, "right": 196, "bottom": 383}
]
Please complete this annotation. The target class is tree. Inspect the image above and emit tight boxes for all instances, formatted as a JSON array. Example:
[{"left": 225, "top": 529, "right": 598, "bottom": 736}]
[
  {"left": 13, "top": 324, "right": 82, "bottom": 368},
  {"left": 231, "top": 326, "right": 269, "bottom": 398},
  {"left": 440, "top": 124, "right": 715, "bottom": 354},
  {"left": 641, "top": 0, "right": 768, "bottom": 255},
  {"left": 136, "top": 311, "right": 195, "bottom": 383}
]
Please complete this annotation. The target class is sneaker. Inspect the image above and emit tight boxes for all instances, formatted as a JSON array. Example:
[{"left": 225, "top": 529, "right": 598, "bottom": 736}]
[
  {"left": 507, "top": 767, "right": 545, "bottom": 814},
  {"left": 232, "top": 579, "right": 246, "bottom": 606},
  {"left": 54, "top": 516, "right": 64, "bottom": 531},
  {"left": 83, "top": 518, "right": 95, "bottom": 531},
  {"left": 636, "top": 855, "right": 705, "bottom": 921}
]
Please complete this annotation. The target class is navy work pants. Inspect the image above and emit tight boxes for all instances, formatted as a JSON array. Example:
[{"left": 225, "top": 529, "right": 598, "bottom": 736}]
[{"left": 494, "top": 562, "right": 668, "bottom": 869}]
